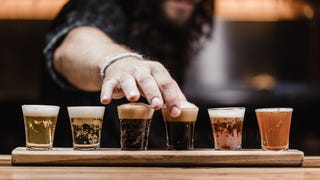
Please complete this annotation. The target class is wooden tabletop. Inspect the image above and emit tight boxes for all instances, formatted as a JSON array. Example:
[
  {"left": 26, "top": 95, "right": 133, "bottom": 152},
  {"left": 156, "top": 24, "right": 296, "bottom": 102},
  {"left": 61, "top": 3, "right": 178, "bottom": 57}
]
[{"left": 1, "top": 155, "right": 320, "bottom": 179}]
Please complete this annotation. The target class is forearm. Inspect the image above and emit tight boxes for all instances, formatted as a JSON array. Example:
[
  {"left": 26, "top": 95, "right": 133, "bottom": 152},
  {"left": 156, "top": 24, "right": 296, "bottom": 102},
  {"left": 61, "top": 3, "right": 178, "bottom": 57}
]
[
  {"left": 54, "top": 26, "right": 129, "bottom": 91},
  {"left": 54, "top": 26, "right": 185, "bottom": 117}
]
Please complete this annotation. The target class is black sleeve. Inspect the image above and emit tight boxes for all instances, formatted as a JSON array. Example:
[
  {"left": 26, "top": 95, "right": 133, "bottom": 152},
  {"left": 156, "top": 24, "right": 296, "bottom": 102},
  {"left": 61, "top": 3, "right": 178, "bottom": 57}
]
[{"left": 43, "top": 0, "right": 127, "bottom": 90}]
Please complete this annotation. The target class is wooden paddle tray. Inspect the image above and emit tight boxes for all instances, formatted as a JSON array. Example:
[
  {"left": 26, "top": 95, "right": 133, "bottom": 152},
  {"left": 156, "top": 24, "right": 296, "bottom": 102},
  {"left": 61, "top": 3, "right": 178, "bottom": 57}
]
[{"left": 11, "top": 147, "right": 304, "bottom": 167}]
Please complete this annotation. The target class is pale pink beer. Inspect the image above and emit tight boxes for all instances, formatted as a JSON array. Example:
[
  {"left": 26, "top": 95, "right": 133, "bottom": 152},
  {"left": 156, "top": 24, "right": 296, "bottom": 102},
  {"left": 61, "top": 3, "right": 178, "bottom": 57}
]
[{"left": 208, "top": 107, "right": 245, "bottom": 150}]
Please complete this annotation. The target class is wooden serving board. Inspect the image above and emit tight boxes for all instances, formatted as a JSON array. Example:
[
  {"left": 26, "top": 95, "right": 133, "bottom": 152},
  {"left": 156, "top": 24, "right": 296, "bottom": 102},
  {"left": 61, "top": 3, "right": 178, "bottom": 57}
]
[{"left": 11, "top": 147, "right": 304, "bottom": 167}]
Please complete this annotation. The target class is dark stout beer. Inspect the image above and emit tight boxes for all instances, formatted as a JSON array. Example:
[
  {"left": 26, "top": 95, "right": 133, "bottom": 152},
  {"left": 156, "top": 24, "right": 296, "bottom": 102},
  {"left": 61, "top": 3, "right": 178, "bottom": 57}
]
[
  {"left": 117, "top": 103, "right": 154, "bottom": 150},
  {"left": 162, "top": 101, "right": 198, "bottom": 150},
  {"left": 120, "top": 119, "right": 152, "bottom": 150},
  {"left": 165, "top": 121, "right": 195, "bottom": 150}
]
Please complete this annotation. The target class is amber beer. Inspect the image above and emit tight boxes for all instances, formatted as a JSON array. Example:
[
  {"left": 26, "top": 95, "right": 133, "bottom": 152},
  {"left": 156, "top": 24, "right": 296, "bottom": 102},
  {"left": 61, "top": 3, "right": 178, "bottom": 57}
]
[
  {"left": 67, "top": 106, "right": 105, "bottom": 150},
  {"left": 255, "top": 108, "right": 293, "bottom": 151},
  {"left": 208, "top": 107, "right": 245, "bottom": 150},
  {"left": 22, "top": 105, "right": 60, "bottom": 150},
  {"left": 162, "top": 102, "right": 198, "bottom": 150},
  {"left": 117, "top": 103, "right": 154, "bottom": 150}
]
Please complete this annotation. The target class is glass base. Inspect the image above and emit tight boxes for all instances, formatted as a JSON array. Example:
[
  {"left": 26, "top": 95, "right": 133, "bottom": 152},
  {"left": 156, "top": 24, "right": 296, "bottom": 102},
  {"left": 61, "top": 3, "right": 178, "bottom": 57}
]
[
  {"left": 262, "top": 147, "right": 289, "bottom": 151},
  {"left": 120, "top": 147, "right": 147, "bottom": 151},
  {"left": 26, "top": 146, "right": 52, "bottom": 151},
  {"left": 73, "top": 144, "right": 100, "bottom": 151},
  {"left": 214, "top": 146, "right": 241, "bottom": 151},
  {"left": 167, "top": 145, "right": 194, "bottom": 150}
]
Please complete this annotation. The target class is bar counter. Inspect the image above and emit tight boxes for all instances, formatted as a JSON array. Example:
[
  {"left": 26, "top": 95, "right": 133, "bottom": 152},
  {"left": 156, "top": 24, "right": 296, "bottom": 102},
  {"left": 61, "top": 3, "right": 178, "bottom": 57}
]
[{"left": 0, "top": 155, "right": 320, "bottom": 179}]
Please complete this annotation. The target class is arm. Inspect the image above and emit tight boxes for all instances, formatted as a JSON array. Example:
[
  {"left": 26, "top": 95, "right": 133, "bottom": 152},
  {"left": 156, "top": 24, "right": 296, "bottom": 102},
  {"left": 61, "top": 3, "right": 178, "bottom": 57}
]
[{"left": 54, "top": 26, "right": 185, "bottom": 117}]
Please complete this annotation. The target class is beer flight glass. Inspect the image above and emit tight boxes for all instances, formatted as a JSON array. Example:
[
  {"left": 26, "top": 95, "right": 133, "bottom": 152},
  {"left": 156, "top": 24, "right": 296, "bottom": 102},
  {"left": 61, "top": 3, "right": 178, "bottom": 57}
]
[
  {"left": 67, "top": 106, "right": 105, "bottom": 150},
  {"left": 255, "top": 108, "right": 293, "bottom": 151},
  {"left": 117, "top": 103, "right": 154, "bottom": 150},
  {"left": 208, "top": 107, "right": 245, "bottom": 150},
  {"left": 162, "top": 101, "right": 199, "bottom": 150},
  {"left": 22, "top": 105, "right": 60, "bottom": 150}
]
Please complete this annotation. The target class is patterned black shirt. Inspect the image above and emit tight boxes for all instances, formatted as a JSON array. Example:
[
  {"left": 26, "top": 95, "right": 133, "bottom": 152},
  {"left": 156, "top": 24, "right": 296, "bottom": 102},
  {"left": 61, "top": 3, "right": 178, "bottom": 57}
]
[{"left": 44, "top": 0, "right": 127, "bottom": 89}]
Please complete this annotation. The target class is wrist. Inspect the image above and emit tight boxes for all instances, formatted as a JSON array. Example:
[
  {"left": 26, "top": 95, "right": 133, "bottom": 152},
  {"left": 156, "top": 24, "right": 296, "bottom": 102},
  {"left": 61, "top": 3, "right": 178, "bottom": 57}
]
[{"left": 99, "top": 52, "right": 143, "bottom": 79}]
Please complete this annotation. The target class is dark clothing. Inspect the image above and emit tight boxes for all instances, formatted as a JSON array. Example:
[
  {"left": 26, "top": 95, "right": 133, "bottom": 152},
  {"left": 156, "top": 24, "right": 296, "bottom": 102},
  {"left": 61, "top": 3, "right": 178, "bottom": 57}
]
[
  {"left": 44, "top": 0, "right": 188, "bottom": 89},
  {"left": 43, "top": 0, "right": 212, "bottom": 148},
  {"left": 44, "top": 0, "right": 127, "bottom": 90}
]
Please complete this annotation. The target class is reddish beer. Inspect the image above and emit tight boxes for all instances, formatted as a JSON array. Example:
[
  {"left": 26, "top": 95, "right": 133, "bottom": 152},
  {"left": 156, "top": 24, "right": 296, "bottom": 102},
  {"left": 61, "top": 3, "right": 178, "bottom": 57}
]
[{"left": 208, "top": 107, "right": 245, "bottom": 150}]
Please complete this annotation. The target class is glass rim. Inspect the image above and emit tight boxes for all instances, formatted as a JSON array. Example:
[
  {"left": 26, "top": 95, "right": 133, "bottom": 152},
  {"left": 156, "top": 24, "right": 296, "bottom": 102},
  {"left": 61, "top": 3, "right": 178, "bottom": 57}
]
[
  {"left": 208, "top": 107, "right": 245, "bottom": 111},
  {"left": 161, "top": 107, "right": 199, "bottom": 110},
  {"left": 117, "top": 103, "right": 154, "bottom": 110},
  {"left": 161, "top": 100, "right": 198, "bottom": 110},
  {"left": 67, "top": 106, "right": 105, "bottom": 118},
  {"left": 255, "top": 108, "right": 293, "bottom": 112},
  {"left": 22, "top": 104, "right": 60, "bottom": 109},
  {"left": 67, "top": 106, "right": 105, "bottom": 109},
  {"left": 22, "top": 104, "right": 60, "bottom": 116},
  {"left": 207, "top": 107, "right": 245, "bottom": 118}
]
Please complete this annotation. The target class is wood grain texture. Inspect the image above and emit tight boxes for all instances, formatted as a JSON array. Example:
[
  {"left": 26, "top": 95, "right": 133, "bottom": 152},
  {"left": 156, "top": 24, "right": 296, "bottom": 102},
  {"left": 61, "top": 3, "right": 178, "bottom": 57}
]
[
  {"left": 0, "top": 155, "right": 11, "bottom": 166},
  {"left": 1, "top": 166, "right": 317, "bottom": 180},
  {"left": 2, "top": 155, "right": 320, "bottom": 179},
  {"left": 304, "top": 156, "right": 320, "bottom": 167},
  {"left": 11, "top": 147, "right": 304, "bottom": 167}
]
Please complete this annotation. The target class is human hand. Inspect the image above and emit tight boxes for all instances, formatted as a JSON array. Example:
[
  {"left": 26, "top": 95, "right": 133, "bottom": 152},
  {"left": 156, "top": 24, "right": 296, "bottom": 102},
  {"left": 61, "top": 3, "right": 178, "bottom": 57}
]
[{"left": 100, "top": 58, "right": 186, "bottom": 117}]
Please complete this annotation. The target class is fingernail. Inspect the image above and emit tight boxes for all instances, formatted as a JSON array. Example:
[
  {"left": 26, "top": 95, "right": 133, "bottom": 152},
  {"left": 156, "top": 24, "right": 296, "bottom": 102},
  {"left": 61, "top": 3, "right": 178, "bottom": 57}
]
[
  {"left": 129, "top": 90, "right": 138, "bottom": 96},
  {"left": 102, "top": 95, "right": 108, "bottom": 100},
  {"left": 170, "top": 106, "right": 181, "bottom": 117},
  {"left": 151, "top": 97, "right": 162, "bottom": 109},
  {"left": 101, "top": 95, "right": 110, "bottom": 104}
]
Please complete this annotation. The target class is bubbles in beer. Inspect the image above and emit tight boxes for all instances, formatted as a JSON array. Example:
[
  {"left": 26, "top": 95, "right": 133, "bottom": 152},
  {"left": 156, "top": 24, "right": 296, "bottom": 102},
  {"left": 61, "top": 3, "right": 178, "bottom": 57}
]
[{"left": 67, "top": 106, "right": 105, "bottom": 150}]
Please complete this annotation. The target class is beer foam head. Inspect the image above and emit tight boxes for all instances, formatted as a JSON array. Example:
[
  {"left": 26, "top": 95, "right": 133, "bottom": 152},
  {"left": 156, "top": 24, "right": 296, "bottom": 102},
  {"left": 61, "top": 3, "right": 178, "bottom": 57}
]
[
  {"left": 67, "top": 106, "right": 105, "bottom": 118},
  {"left": 161, "top": 101, "right": 199, "bottom": 122},
  {"left": 117, "top": 103, "right": 154, "bottom": 119},
  {"left": 162, "top": 101, "right": 198, "bottom": 109},
  {"left": 255, "top": 108, "right": 293, "bottom": 113},
  {"left": 22, "top": 105, "right": 60, "bottom": 117},
  {"left": 208, "top": 107, "right": 245, "bottom": 118}
]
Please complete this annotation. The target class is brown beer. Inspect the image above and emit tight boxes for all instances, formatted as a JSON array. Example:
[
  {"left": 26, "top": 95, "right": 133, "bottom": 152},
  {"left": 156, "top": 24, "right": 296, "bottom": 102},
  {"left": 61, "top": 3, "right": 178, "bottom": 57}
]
[
  {"left": 256, "top": 108, "right": 293, "bottom": 151},
  {"left": 162, "top": 101, "right": 198, "bottom": 150},
  {"left": 67, "top": 106, "right": 105, "bottom": 150},
  {"left": 22, "top": 105, "right": 60, "bottom": 150},
  {"left": 117, "top": 103, "right": 154, "bottom": 150},
  {"left": 70, "top": 117, "right": 103, "bottom": 149}
]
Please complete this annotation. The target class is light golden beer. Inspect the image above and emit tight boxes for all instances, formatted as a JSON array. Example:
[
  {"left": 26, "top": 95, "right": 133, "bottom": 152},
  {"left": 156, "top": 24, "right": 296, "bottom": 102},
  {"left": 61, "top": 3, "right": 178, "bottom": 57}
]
[
  {"left": 68, "top": 106, "right": 105, "bottom": 150},
  {"left": 22, "top": 105, "right": 60, "bottom": 150}
]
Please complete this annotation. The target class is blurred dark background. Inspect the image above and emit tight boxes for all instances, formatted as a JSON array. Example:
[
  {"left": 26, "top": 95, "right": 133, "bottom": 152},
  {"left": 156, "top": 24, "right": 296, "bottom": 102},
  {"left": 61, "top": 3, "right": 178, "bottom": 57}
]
[{"left": 0, "top": 0, "right": 319, "bottom": 154}]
